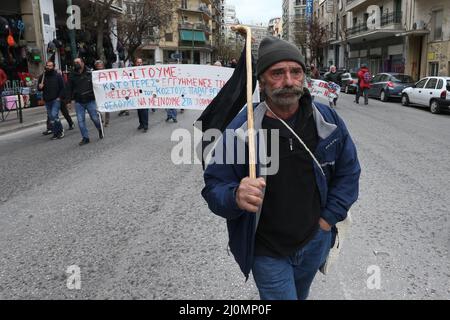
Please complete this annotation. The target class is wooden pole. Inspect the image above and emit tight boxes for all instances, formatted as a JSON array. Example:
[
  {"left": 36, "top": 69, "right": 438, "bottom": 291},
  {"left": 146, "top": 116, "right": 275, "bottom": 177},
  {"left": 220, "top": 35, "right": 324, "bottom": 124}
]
[{"left": 231, "top": 25, "right": 256, "bottom": 179}]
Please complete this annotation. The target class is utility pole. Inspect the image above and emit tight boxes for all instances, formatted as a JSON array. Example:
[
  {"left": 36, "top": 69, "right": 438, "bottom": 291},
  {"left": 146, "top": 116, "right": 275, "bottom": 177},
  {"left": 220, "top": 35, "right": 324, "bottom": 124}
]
[
  {"left": 67, "top": 0, "right": 77, "bottom": 60},
  {"left": 192, "top": 23, "right": 195, "bottom": 64}
]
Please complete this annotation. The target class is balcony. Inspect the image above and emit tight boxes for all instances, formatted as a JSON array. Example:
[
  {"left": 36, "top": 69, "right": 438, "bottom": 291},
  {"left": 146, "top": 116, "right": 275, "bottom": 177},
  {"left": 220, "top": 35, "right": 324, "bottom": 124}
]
[
  {"left": 347, "top": 23, "right": 368, "bottom": 35},
  {"left": 179, "top": 23, "right": 211, "bottom": 34},
  {"left": 380, "top": 11, "right": 402, "bottom": 26},
  {"left": 347, "top": 11, "right": 402, "bottom": 36},
  {"left": 346, "top": 0, "right": 380, "bottom": 12},
  {"left": 179, "top": 5, "right": 212, "bottom": 20}
]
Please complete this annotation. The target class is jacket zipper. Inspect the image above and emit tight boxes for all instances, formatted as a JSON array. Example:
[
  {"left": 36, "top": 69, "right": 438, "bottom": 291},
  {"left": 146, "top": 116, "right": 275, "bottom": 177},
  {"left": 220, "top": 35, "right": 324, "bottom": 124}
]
[{"left": 289, "top": 138, "right": 293, "bottom": 151}]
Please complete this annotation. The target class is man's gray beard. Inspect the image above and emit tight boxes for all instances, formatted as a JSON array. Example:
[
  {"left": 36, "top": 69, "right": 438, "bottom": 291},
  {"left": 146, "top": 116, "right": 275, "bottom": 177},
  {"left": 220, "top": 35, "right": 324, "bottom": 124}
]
[{"left": 265, "top": 86, "right": 304, "bottom": 107}]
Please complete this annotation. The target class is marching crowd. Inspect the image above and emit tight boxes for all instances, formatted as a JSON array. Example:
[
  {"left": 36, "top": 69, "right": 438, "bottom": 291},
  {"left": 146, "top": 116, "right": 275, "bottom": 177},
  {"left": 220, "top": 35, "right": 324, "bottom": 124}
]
[{"left": 38, "top": 57, "right": 180, "bottom": 146}]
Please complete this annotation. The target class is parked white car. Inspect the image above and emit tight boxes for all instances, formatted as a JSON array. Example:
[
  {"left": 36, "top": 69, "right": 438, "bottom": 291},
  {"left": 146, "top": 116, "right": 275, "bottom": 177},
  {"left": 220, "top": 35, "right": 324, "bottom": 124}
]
[{"left": 401, "top": 77, "right": 450, "bottom": 114}]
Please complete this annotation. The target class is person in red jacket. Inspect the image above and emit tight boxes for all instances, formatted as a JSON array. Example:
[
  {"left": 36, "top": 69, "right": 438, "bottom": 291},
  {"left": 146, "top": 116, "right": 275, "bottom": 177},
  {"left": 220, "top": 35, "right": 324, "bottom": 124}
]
[
  {"left": 0, "top": 67, "right": 7, "bottom": 90},
  {"left": 356, "top": 64, "right": 371, "bottom": 105}
]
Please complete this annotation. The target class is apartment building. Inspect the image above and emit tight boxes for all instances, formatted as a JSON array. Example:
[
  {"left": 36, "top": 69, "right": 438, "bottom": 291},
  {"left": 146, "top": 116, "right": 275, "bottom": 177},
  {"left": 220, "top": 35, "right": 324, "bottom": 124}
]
[
  {"left": 248, "top": 24, "right": 270, "bottom": 57},
  {"left": 403, "top": 0, "right": 450, "bottom": 78},
  {"left": 283, "top": 0, "right": 309, "bottom": 42},
  {"left": 140, "top": 0, "right": 216, "bottom": 65},
  {"left": 268, "top": 17, "right": 283, "bottom": 39}
]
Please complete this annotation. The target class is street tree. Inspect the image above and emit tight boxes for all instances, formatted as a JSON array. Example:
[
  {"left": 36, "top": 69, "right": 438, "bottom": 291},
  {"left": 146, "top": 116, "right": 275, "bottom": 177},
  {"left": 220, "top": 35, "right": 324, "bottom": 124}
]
[
  {"left": 115, "top": 0, "right": 178, "bottom": 62},
  {"left": 79, "top": 0, "right": 118, "bottom": 62},
  {"left": 292, "top": 17, "right": 328, "bottom": 67}
]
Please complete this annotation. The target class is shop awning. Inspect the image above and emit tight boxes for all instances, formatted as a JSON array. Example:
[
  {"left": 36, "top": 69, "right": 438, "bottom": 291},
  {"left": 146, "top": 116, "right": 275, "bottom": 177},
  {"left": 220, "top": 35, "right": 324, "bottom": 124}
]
[{"left": 180, "top": 30, "right": 206, "bottom": 42}]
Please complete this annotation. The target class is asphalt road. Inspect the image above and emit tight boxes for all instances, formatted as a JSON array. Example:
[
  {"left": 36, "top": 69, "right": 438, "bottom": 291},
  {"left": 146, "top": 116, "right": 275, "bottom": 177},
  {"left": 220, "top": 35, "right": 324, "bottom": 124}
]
[{"left": 0, "top": 93, "right": 448, "bottom": 300}]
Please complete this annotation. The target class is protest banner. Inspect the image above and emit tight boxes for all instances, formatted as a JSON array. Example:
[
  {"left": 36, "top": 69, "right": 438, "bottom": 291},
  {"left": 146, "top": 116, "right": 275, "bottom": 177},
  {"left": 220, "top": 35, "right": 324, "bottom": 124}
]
[
  {"left": 307, "top": 79, "right": 340, "bottom": 99},
  {"left": 93, "top": 65, "right": 237, "bottom": 112}
]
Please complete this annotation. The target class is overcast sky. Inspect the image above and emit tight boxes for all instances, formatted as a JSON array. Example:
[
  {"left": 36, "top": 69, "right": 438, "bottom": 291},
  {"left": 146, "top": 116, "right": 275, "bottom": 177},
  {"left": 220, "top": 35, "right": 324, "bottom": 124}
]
[{"left": 226, "top": 0, "right": 282, "bottom": 25}]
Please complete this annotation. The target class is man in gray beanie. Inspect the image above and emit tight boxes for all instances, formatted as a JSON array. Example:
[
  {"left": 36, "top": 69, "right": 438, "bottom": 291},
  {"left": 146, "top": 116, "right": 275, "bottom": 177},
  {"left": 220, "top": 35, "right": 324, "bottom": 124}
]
[{"left": 202, "top": 36, "right": 360, "bottom": 300}]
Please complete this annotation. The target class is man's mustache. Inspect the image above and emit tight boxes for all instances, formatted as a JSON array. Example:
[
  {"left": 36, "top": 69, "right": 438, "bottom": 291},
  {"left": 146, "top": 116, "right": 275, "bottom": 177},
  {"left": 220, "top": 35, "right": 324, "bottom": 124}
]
[{"left": 272, "top": 86, "right": 303, "bottom": 96}]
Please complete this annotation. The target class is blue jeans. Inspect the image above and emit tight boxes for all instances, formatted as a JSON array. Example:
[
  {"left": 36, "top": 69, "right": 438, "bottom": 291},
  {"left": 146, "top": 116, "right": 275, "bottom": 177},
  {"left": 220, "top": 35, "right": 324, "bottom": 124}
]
[
  {"left": 137, "top": 109, "right": 149, "bottom": 128},
  {"left": 252, "top": 227, "right": 332, "bottom": 300},
  {"left": 75, "top": 101, "right": 101, "bottom": 139},
  {"left": 45, "top": 99, "right": 63, "bottom": 136},
  {"left": 166, "top": 109, "right": 177, "bottom": 119}
]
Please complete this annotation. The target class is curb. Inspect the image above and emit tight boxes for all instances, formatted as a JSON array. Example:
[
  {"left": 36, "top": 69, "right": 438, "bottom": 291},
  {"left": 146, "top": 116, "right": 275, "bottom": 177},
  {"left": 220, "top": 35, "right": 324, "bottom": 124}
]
[{"left": 0, "top": 112, "right": 77, "bottom": 137}]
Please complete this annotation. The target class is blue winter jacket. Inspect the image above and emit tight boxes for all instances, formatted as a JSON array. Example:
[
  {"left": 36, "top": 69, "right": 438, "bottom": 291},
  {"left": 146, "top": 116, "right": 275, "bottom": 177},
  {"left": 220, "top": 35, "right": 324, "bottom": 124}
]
[{"left": 201, "top": 101, "right": 361, "bottom": 279}]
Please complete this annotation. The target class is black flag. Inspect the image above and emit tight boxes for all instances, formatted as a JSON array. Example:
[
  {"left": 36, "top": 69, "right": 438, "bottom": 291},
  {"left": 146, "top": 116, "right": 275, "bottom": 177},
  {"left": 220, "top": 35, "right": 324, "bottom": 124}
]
[{"left": 196, "top": 44, "right": 257, "bottom": 169}]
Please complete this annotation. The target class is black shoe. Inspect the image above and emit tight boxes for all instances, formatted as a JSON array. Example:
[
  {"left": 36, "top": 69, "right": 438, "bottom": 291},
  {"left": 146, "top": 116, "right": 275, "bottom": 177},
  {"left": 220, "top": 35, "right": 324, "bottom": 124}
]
[
  {"left": 151, "top": 109, "right": 156, "bottom": 112},
  {"left": 143, "top": 128, "right": 148, "bottom": 133},
  {"left": 98, "top": 129, "right": 104, "bottom": 139},
  {"left": 79, "top": 138, "right": 90, "bottom": 146},
  {"left": 137, "top": 125, "right": 143, "bottom": 130},
  {"left": 173, "top": 118, "right": 178, "bottom": 123},
  {"left": 165, "top": 117, "right": 170, "bottom": 122},
  {"left": 51, "top": 134, "right": 58, "bottom": 140},
  {"left": 68, "top": 124, "right": 75, "bottom": 130},
  {"left": 124, "top": 111, "right": 130, "bottom": 116},
  {"left": 180, "top": 109, "right": 184, "bottom": 113},
  {"left": 42, "top": 129, "right": 52, "bottom": 136}
]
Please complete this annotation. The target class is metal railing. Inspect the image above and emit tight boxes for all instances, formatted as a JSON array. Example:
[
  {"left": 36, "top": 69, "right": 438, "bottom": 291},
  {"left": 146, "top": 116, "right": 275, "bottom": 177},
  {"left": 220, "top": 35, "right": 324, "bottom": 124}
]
[
  {"left": 179, "top": 6, "right": 212, "bottom": 17},
  {"left": 346, "top": 11, "right": 402, "bottom": 35},
  {"left": 179, "top": 23, "right": 210, "bottom": 32},
  {"left": 347, "top": 23, "right": 368, "bottom": 35},
  {"left": 380, "top": 11, "right": 402, "bottom": 26}
]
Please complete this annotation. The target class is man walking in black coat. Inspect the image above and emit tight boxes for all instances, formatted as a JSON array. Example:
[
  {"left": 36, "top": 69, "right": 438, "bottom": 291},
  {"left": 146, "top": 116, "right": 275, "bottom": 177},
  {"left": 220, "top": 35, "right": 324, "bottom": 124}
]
[
  {"left": 38, "top": 61, "right": 67, "bottom": 139},
  {"left": 66, "top": 57, "right": 103, "bottom": 146}
]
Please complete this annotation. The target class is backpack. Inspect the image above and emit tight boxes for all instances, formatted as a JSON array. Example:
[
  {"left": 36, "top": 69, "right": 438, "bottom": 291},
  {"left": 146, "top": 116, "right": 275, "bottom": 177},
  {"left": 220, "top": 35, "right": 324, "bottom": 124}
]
[{"left": 363, "top": 71, "right": 371, "bottom": 83}]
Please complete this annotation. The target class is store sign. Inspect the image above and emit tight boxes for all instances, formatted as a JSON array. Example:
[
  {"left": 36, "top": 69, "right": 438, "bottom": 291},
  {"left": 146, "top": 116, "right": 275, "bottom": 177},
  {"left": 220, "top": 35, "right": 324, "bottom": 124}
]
[
  {"left": 366, "top": 5, "right": 381, "bottom": 30},
  {"left": 326, "top": 0, "right": 334, "bottom": 13},
  {"left": 93, "top": 64, "right": 235, "bottom": 112},
  {"left": 306, "top": 0, "right": 313, "bottom": 20}
]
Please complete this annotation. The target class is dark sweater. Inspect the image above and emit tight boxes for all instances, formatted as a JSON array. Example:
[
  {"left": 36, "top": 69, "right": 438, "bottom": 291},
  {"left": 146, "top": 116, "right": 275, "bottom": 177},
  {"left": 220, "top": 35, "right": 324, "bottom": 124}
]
[
  {"left": 255, "top": 95, "right": 321, "bottom": 257},
  {"left": 66, "top": 68, "right": 96, "bottom": 103},
  {"left": 37, "top": 70, "right": 65, "bottom": 102},
  {"left": 324, "top": 71, "right": 342, "bottom": 86}
]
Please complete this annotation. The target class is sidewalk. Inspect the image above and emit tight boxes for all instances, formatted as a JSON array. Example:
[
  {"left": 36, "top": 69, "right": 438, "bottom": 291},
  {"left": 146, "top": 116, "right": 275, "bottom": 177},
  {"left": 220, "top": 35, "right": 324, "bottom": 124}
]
[{"left": 0, "top": 105, "right": 76, "bottom": 136}]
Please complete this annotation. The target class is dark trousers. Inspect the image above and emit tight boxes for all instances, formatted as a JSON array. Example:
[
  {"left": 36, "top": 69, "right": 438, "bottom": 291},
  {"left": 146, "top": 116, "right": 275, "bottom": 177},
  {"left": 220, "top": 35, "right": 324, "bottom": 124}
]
[
  {"left": 137, "top": 109, "right": 149, "bottom": 129},
  {"left": 356, "top": 86, "right": 369, "bottom": 104},
  {"left": 47, "top": 102, "right": 73, "bottom": 130}
]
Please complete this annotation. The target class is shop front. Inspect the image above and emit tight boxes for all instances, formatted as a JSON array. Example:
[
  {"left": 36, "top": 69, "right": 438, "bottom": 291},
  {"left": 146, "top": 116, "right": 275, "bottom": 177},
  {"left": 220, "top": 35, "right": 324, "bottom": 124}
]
[
  {"left": 347, "top": 36, "right": 405, "bottom": 74},
  {"left": 0, "top": 1, "right": 43, "bottom": 113}
]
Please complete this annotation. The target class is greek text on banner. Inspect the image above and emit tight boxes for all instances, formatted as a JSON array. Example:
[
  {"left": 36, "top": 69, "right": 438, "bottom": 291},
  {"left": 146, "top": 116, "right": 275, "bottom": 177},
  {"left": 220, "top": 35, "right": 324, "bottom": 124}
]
[{"left": 93, "top": 64, "right": 236, "bottom": 112}]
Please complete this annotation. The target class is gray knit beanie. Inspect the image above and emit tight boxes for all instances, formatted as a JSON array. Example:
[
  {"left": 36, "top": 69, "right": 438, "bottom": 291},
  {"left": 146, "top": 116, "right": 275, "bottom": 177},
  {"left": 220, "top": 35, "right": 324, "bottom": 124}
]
[{"left": 256, "top": 37, "right": 306, "bottom": 78}]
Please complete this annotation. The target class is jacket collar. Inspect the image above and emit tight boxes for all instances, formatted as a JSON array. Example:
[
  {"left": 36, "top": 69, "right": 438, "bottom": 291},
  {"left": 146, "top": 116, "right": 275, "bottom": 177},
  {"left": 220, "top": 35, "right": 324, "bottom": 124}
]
[{"left": 238, "top": 99, "right": 337, "bottom": 141}]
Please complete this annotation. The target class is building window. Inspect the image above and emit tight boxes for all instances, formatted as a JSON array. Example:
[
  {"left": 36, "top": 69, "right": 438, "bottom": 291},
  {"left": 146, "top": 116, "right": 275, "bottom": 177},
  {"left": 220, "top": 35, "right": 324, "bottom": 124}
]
[
  {"left": 181, "top": 0, "right": 187, "bottom": 9},
  {"left": 165, "top": 33, "right": 173, "bottom": 42},
  {"left": 433, "top": 10, "right": 443, "bottom": 41},
  {"left": 43, "top": 13, "right": 50, "bottom": 26},
  {"left": 429, "top": 62, "right": 439, "bottom": 76},
  {"left": 295, "top": 7, "right": 304, "bottom": 16}
]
